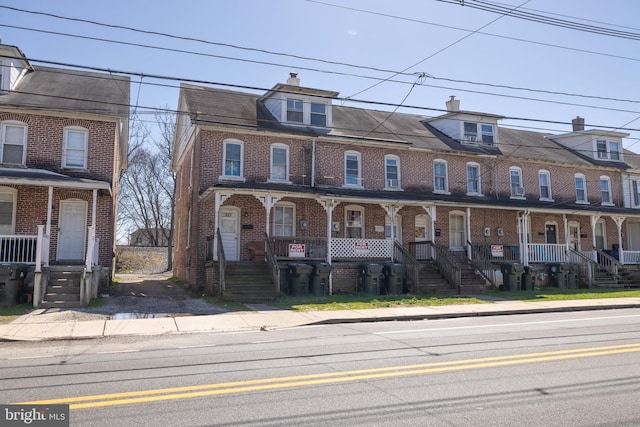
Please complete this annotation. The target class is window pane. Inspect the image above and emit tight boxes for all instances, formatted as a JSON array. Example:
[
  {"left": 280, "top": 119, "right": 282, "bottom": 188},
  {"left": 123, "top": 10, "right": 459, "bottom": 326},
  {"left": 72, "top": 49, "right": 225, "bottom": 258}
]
[
  {"left": 610, "top": 142, "right": 620, "bottom": 160},
  {"left": 66, "top": 131, "right": 86, "bottom": 149},
  {"left": 310, "top": 103, "right": 326, "bottom": 126},
  {"left": 4, "top": 125, "right": 24, "bottom": 144},
  {"left": 481, "top": 124, "right": 494, "bottom": 144},
  {"left": 271, "top": 147, "right": 287, "bottom": 180},
  {"left": 225, "top": 143, "right": 241, "bottom": 176},
  {"left": 65, "top": 149, "right": 85, "bottom": 168},
  {"left": 463, "top": 122, "right": 477, "bottom": 138},
  {"left": 287, "top": 99, "right": 303, "bottom": 123},
  {"left": 346, "top": 155, "right": 359, "bottom": 185},
  {"left": 3, "top": 144, "right": 23, "bottom": 164},
  {"left": 0, "top": 199, "right": 12, "bottom": 234}
]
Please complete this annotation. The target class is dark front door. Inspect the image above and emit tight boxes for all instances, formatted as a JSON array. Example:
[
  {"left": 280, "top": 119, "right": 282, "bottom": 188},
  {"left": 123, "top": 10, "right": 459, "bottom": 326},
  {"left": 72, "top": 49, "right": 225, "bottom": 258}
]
[{"left": 545, "top": 224, "right": 557, "bottom": 244}]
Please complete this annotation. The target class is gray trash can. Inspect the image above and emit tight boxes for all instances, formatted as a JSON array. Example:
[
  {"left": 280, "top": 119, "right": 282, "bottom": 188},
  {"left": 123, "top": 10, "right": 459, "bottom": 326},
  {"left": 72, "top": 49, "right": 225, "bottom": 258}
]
[
  {"left": 383, "top": 263, "right": 405, "bottom": 294},
  {"left": 310, "top": 263, "right": 331, "bottom": 297},
  {"left": 360, "top": 263, "right": 383, "bottom": 295},
  {"left": 287, "top": 263, "right": 313, "bottom": 296},
  {"left": 0, "top": 264, "right": 19, "bottom": 306},
  {"left": 522, "top": 266, "right": 534, "bottom": 291},
  {"left": 548, "top": 263, "right": 568, "bottom": 288},
  {"left": 500, "top": 262, "right": 524, "bottom": 291},
  {"left": 567, "top": 264, "right": 579, "bottom": 289}
]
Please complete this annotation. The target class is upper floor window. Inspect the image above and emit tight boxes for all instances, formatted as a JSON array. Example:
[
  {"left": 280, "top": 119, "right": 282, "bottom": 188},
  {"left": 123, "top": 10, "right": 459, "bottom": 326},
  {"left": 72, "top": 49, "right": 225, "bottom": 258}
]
[
  {"left": 273, "top": 202, "right": 295, "bottom": 237},
  {"left": 221, "top": 139, "right": 244, "bottom": 180},
  {"left": 384, "top": 155, "right": 400, "bottom": 190},
  {"left": 0, "top": 60, "right": 4, "bottom": 91},
  {"left": 344, "top": 150, "right": 362, "bottom": 187},
  {"left": 466, "top": 163, "right": 481, "bottom": 195},
  {"left": 633, "top": 180, "right": 640, "bottom": 207},
  {"left": 463, "top": 122, "right": 495, "bottom": 145},
  {"left": 0, "top": 121, "right": 26, "bottom": 165},
  {"left": 596, "top": 139, "right": 622, "bottom": 161},
  {"left": 600, "top": 176, "right": 612, "bottom": 205},
  {"left": 310, "top": 103, "right": 326, "bottom": 127},
  {"left": 0, "top": 188, "right": 16, "bottom": 234},
  {"left": 62, "top": 126, "right": 88, "bottom": 169},
  {"left": 433, "top": 159, "right": 448, "bottom": 193},
  {"left": 538, "top": 170, "right": 552, "bottom": 200},
  {"left": 286, "top": 98, "right": 304, "bottom": 123},
  {"left": 510, "top": 167, "right": 524, "bottom": 197},
  {"left": 269, "top": 144, "right": 289, "bottom": 182},
  {"left": 345, "top": 205, "right": 364, "bottom": 238},
  {"left": 575, "top": 173, "right": 587, "bottom": 203}
]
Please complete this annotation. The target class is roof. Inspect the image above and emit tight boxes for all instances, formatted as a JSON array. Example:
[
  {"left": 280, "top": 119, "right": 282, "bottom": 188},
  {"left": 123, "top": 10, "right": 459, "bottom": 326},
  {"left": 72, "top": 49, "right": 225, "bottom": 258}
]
[
  {"left": 0, "top": 65, "right": 130, "bottom": 119},
  {"left": 0, "top": 168, "right": 111, "bottom": 192}
]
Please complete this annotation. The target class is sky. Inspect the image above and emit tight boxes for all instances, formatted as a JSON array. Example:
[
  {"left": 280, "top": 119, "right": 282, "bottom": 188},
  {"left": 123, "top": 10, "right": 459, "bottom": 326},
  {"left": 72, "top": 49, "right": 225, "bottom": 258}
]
[{"left": 1, "top": 0, "right": 640, "bottom": 153}]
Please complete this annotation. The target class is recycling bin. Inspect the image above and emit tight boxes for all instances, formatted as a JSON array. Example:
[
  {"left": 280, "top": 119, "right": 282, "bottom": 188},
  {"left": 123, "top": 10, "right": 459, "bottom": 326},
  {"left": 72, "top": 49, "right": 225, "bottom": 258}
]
[
  {"left": 310, "top": 262, "right": 331, "bottom": 297},
  {"left": 360, "top": 263, "right": 383, "bottom": 295},
  {"left": 567, "top": 264, "right": 579, "bottom": 289},
  {"left": 383, "top": 263, "right": 405, "bottom": 294},
  {"left": 287, "top": 263, "right": 313, "bottom": 296},
  {"left": 548, "top": 263, "right": 568, "bottom": 288},
  {"left": 500, "top": 262, "right": 524, "bottom": 291},
  {"left": 0, "top": 264, "right": 21, "bottom": 306},
  {"left": 522, "top": 265, "right": 534, "bottom": 291}
]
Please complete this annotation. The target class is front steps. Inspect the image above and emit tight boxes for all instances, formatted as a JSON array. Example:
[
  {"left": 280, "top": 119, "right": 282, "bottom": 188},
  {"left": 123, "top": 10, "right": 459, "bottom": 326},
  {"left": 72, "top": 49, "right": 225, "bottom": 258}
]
[
  {"left": 222, "top": 261, "right": 277, "bottom": 303},
  {"left": 39, "top": 266, "right": 84, "bottom": 308}
]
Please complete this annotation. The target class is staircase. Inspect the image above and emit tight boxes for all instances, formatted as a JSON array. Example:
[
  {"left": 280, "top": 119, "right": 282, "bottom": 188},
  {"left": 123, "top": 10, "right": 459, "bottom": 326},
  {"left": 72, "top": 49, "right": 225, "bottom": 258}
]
[
  {"left": 222, "top": 261, "right": 278, "bottom": 303},
  {"left": 594, "top": 264, "right": 640, "bottom": 288},
  {"left": 414, "top": 261, "right": 455, "bottom": 295},
  {"left": 448, "top": 251, "right": 490, "bottom": 294},
  {"left": 40, "top": 266, "right": 84, "bottom": 308}
]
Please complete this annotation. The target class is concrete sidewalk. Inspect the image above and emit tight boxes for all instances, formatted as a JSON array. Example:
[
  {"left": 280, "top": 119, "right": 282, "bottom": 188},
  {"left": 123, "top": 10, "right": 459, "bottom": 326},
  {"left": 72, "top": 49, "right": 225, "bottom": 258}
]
[{"left": 2, "top": 297, "right": 640, "bottom": 341}]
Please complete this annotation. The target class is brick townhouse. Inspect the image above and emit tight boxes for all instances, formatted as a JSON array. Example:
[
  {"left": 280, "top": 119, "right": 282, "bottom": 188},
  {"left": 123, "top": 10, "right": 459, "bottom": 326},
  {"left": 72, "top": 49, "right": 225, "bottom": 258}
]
[
  {"left": 171, "top": 73, "right": 640, "bottom": 299},
  {"left": 0, "top": 42, "right": 129, "bottom": 307}
]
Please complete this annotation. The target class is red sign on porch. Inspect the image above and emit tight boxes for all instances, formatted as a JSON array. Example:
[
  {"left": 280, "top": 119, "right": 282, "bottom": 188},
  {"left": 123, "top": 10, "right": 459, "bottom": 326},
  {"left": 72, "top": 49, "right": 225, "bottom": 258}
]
[
  {"left": 288, "top": 243, "right": 306, "bottom": 258},
  {"left": 354, "top": 240, "right": 370, "bottom": 255},
  {"left": 491, "top": 245, "right": 504, "bottom": 257}
]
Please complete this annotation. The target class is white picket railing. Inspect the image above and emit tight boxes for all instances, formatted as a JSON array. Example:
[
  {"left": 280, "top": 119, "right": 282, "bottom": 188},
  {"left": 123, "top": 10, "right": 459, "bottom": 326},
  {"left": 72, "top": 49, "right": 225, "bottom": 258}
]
[
  {"left": 0, "top": 234, "right": 38, "bottom": 263},
  {"left": 622, "top": 250, "right": 640, "bottom": 265},
  {"left": 527, "top": 243, "right": 568, "bottom": 263}
]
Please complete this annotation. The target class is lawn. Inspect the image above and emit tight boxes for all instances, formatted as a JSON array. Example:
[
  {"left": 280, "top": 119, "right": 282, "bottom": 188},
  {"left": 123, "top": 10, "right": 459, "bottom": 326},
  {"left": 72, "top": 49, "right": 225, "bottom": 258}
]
[
  {"left": 486, "top": 287, "right": 640, "bottom": 301},
  {"left": 0, "top": 304, "right": 33, "bottom": 324}
]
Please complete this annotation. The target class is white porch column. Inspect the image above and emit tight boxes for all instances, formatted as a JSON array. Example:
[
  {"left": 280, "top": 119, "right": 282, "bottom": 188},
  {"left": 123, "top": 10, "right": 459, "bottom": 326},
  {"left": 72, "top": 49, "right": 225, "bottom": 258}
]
[
  {"left": 466, "top": 207, "right": 472, "bottom": 259},
  {"left": 320, "top": 198, "right": 336, "bottom": 294},
  {"left": 520, "top": 210, "right": 530, "bottom": 266},
  {"left": 46, "top": 186, "right": 53, "bottom": 237},
  {"left": 423, "top": 205, "right": 436, "bottom": 259},
  {"left": 381, "top": 203, "right": 402, "bottom": 261},
  {"left": 92, "top": 189, "right": 97, "bottom": 228},
  {"left": 563, "top": 214, "right": 568, "bottom": 250},
  {"left": 612, "top": 216, "right": 626, "bottom": 263},
  {"left": 590, "top": 215, "right": 600, "bottom": 250},
  {"left": 256, "top": 194, "right": 282, "bottom": 237},
  {"left": 213, "top": 192, "right": 231, "bottom": 261}
]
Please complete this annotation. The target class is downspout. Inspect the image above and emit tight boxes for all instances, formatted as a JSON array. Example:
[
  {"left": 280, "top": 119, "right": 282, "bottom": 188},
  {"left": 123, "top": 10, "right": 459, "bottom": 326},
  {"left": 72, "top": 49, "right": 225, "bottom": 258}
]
[
  {"left": 466, "top": 207, "right": 471, "bottom": 259},
  {"left": 563, "top": 214, "right": 568, "bottom": 251},
  {"left": 311, "top": 138, "right": 316, "bottom": 188}
]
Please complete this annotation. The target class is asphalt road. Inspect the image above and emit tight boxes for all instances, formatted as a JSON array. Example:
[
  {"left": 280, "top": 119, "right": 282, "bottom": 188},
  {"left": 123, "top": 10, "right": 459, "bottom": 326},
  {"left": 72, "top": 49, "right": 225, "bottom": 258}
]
[{"left": 2, "top": 309, "right": 640, "bottom": 426}]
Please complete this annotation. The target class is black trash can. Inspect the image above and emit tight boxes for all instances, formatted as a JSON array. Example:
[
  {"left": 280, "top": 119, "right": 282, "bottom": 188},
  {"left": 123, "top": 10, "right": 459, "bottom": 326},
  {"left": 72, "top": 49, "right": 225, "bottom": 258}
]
[
  {"left": 287, "top": 263, "right": 313, "bottom": 296},
  {"left": 522, "top": 265, "right": 534, "bottom": 291},
  {"left": 360, "top": 263, "right": 383, "bottom": 295},
  {"left": 383, "top": 263, "right": 405, "bottom": 294},
  {"left": 0, "top": 264, "right": 21, "bottom": 306},
  {"left": 500, "top": 262, "right": 524, "bottom": 291},
  {"left": 310, "top": 262, "right": 331, "bottom": 297},
  {"left": 548, "top": 263, "right": 568, "bottom": 288},
  {"left": 567, "top": 264, "right": 579, "bottom": 289}
]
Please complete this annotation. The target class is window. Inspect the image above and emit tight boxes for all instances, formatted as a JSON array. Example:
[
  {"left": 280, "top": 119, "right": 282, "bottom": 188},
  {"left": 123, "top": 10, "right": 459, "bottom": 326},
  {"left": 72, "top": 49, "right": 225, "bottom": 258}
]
[
  {"left": 433, "top": 159, "right": 448, "bottom": 193},
  {"left": 538, "top": 170, "right": 552, "bottom": 200},
  {"left": 596, "top": 140, "right": 607, "bottom": 159},
  {"left": 344, "top": 151, "right": 361, "bottom": 187},
  {"left": 287, "top": 98, "right": 303, "bottom": 123},
  {"left": 63, "top": 126, "right": 88, "bottom": 169},
  {"left": 384, "top": 155, "right": 400, "bottom": 189},
  {"left": 463, "top": 122, "right": 495, "bottom": 145},
  {"left": 575, "top": 174, "right": 587, "bottom": 203},
  {"left": 633, "top": 180, "right": 640, "bottom": 207},
  {"left": 596, "top": 139, "right": 622, "bottom": 161},
  {"left": 222, "top": 139, "right": 244, "bottom": 180},
  {"left": 273, "top": 203, "right": 295, "bottom": 237},
  {"left": 600, "top": 176, "right": 612, "bottom": 205},
  {"left": 466, "top": 163, "right": 480, "bottom": 195},
  {"left": 345, "top": 206, "right": 364, "bottom": 238},
  {"left": 310, "top": 103, "right": 326, "bottom": 127},
  {"left": 463, "top": 122, "right": 477, "bottom": 141},
  {"left": 0, "top": 189, "right": 15, "bottom": 234},
  {"left": 0, "top": 121, "right": 26, "bottom": 165},
  {"left": 481, "top": 124, "right": 494, "bottom": 144},
  {"left": 269, "top": 144, "right": 289, "bottom": 182},
  {"left": 510, "top": 167, "right": 524, "bottom": 197},
  {"left": 610, "top": 141, "right": 620, "bottom": 160}
]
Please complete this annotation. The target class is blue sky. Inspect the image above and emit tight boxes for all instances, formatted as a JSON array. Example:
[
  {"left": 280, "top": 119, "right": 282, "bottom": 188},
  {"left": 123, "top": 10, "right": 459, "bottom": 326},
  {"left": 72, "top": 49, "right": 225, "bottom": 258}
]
[{"left": 2, "top": 0, "right": 640, "bottom": 151}]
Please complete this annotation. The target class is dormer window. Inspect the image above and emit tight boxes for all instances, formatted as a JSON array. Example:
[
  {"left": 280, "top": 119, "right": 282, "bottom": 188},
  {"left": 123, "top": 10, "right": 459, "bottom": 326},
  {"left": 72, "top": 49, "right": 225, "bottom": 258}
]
[
  {"left": 595, "top": 139, "right": 621, "bottom": 161},
  {"left": 463, "top": 122, "right": 494, "bottom": 145},
  {"left": 287, "top": 99, "right": 303, "bottom": 123},
  {"left": 310, "top": 103, "right": 326, "bottom": 126}
]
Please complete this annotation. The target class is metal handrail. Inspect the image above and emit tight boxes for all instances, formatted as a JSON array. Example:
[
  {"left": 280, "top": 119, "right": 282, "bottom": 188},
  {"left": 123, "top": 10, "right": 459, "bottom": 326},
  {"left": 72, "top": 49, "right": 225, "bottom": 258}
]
[
  {"left": 467, "top": 240, "right": 496, "bottom": 288},
  {"left": 216, "top": 228, "right": 226, "bottom": 294},
  {"left": 567, "top": 248, "right": 596, "bottom": 288},
  {"left": 595, "top": 248, "right": 620, "bottom": 279},
  {"left": 431, "top": 240, "right": 462, "bottom": 294},
  {"left": 393, "top": 241, "right": 418, "bottom": 294},
  {"left": 265, "top": 233, "right": 281, "bottom": 294}
]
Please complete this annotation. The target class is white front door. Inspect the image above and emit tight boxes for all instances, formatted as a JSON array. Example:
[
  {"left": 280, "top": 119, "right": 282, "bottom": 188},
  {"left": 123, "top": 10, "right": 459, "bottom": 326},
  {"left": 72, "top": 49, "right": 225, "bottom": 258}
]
[
  {"left": 627, "top": 222, "right": 640, "bottom": 251},
  {"left": 58, "top": 200, "right": 87, "bottom": 261},
  {"left": 219, "top": 207, "right": 240, "bottom": 261}
]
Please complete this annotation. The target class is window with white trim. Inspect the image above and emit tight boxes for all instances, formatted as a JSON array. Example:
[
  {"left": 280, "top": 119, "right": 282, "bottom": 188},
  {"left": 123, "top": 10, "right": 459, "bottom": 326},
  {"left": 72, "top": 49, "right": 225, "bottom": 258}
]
[
  {"left": 433, "top": 159, "right": 448, "bottom": 193},
  {"left": 609, "top": 141, "right": 620, "bottom": 160},
  {"left": 509, "top": 167, "right": 524, "bottom": 197},
  {"left": 273, "top": 203, "right": 295, "bottom": 237},
  {"left": 269, "top": 144, "right": 289, "bottom": 182},
  {"left": 575, "top": 173, "right": 587, "bottom": 203},
  {"left": 0, "top": 188, "right": 16, "bottom": 235},
  {"left": 62, "top": 126, "right": 88, "bottom": 169},
  {"left": 345, "top": 206, "right": 364, "bottom": 238},
  {"left": 466, "top": 162, "right": 481, "bottom": 195},
  {"left": 286, "top": 98, "right": 303, "bottom": 123},
  {"left": 310, "top": 103, "right": 326, "bottom": 127},
  {"left": 384, "top": 155, "right": 400, "bottom": 189},
  {"left": 0, "top": 59, "right": 4, "bottom": 91},
  {"left": 600, "top": 176, "right": 612, "bottom": 205},
  {"left": 463, "top": 122, "right": 495, "bottom": 145},
  {"left": 344, "top": 150, "right": 362, "bottom": 187},
  {"left": 0, "top": 121, "right": 26, "bottom": 165},
  {"left": 538, "top": 170, "right": 552, "bottom": 200},
  {"left": 221, "top": 139, "right": 244, "bottom": 180},
  {"left": 595, "top": 139, "right": 622, "bottom": 161},
  {"left": 633, "top": 179, "right": 640, "bottom": 207}
]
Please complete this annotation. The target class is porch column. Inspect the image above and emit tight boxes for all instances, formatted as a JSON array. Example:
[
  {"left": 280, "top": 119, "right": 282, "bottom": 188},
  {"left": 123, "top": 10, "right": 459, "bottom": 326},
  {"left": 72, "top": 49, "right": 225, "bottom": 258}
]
[
  {"left": 320, "top": 199, "right": 336, "bottom": 294},
  {"left": 612, "top": 216, "right": 626, "bottom": 263},
  {"left": 466, "top": 207, "right": 472, "bottom": 259},
  {"left": 381, "top": 204, "right": 402, "bottom": 261},
  {"left": 520, "top": 210, "right": 530, "bottom": 266},
  {"left": 256, "top": 195, "right": 282, "bottom": 237},
  {"left": 563, "top": 214, "right": 568, "bottom": 250},
  {"left": 45, "top": 186, "right": 53, "bottom": 267},
  {"left": 213, "top": 192, "right": 231, "bottom": 261},
  {"left": 92, "top": 189, "right": 97, "bottom": 228},
  {"left": 423, "top": 205, "right": 436, "bottom": 259},
  {"left": 590, "top": 215, "right": 600, "bottom": 250}
]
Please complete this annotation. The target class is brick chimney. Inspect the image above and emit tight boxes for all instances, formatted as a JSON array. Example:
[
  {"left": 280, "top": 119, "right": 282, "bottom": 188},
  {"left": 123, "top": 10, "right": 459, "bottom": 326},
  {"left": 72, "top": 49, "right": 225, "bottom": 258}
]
[
  {"left": 572, "top": 116, "right": 585, "bottom": 131},
  {"left": 286, "top": 72, "right": 300, "bottom": 86},
  {"left": 446, "top": 96, "right": 460, "bottom": 112}
]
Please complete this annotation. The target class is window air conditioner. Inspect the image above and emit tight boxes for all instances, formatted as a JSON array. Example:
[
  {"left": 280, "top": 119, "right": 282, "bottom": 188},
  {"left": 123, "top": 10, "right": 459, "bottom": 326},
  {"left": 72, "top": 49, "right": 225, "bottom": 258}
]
[
  {"left": 513, "top": 187, "right": 525, "bottom": 196},
  {"left": 386, "top": 179, "right": 399, "bottom": 188}
]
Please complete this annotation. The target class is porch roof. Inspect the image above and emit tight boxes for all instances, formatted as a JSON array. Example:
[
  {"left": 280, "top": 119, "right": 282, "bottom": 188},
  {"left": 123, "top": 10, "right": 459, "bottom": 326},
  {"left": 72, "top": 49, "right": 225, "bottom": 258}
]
[{"left": 0, "top": 168, "right": 112, "bottom": 193}]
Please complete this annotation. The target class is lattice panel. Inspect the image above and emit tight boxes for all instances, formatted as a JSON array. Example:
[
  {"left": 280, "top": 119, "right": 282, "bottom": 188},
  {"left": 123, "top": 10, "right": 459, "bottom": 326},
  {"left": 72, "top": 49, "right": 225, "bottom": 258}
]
[{"left": 331, "top": 238, "right": 392, "bottom": 258}]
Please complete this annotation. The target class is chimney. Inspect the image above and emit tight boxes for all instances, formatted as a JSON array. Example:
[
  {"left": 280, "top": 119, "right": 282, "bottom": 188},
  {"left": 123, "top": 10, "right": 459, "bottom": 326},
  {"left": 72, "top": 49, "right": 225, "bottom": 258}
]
[
  {"left": 286, "top": 72, "right": 300, "bottom": 86},
  {"left": 446, "top": 96, "right": 460, "bottom": 112},
  {"left": 572, "top": 116, "right": 585, "bottom": 132}
]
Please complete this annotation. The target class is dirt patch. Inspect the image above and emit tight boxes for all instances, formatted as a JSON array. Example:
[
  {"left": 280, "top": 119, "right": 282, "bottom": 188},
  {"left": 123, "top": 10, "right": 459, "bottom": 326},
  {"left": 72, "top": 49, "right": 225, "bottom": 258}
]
[{"left": 112, "top": 272, "right": 189, "bottom": 299}]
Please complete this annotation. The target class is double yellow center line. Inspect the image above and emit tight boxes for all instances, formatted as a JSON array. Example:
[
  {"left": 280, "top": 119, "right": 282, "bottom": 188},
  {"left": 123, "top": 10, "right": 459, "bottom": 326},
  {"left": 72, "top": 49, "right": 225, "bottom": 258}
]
[{"left": 19, "top": 343, "right": 640, "bottom": 409}]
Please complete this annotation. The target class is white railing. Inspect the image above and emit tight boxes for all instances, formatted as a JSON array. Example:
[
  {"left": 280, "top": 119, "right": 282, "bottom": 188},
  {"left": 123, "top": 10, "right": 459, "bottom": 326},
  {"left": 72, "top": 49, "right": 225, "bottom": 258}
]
[
  {"left": 0, "top": 234, "right": 38, "bottom": 263},
  {"left": 622, "top": 251, "right": 640, "bottom": 265},
  {"left": 331, "top": 238, "right": 393, "bottom": 258},
  {"left": 527, "top": 243, "right": 568, "bottom": 263}
]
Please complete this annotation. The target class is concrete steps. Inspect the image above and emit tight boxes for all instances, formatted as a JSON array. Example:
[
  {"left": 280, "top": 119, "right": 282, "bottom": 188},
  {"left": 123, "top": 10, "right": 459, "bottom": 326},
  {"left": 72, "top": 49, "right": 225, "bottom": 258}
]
[
  {"left": 40, "top": 267, "right": 83, "bottom": 308},
  {"left": 222, "top": 261, "right": 277, "bottom": 303}
]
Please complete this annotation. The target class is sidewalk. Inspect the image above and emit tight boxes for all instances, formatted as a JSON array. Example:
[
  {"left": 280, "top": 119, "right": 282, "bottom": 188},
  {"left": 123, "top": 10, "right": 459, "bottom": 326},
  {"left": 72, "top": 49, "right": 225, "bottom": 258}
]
[{"left": 2, "top": 297, "right": 640, "bottom": 341}]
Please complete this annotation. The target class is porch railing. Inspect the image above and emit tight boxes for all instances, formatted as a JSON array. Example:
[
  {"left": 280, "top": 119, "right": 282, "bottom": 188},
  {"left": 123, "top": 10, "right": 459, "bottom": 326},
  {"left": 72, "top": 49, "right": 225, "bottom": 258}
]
[
  {"left": 0, "top": 234, "right": 38, "bottom": 264},
  {"left": 216, "top": 228, "right": 226, "bottom": 294},
  {"left": 472, "top": 244, "right": 520, "bottom": 262},
  {"left": 408, "top": 241, "right": 433, "bottom": 261},
  {"left": 271, "top": 236, "right": 327, "bottom": 260},
  {"left": 431, "top": 240, "right": 461, "bottom": 294},
  {"left": 567, "top": 248, "right": 595, "bottom": 287},
  {"left": 468, "top": 241, "right": 496, "bottom": 287},
  {"left": 622, "top": 251, "right": 640, "bottom": 265},
  {"left": 527, "top": 243, "right": 568, "bottom": 263},
  {"left": 595, "top": 249, "right": 620, "bottom": 279},
  {"left": 393, "top": 241, "right": 418, "bottom": 293},
  {"left": 265, "top": 233, "right": 281, "bottom": 293}
]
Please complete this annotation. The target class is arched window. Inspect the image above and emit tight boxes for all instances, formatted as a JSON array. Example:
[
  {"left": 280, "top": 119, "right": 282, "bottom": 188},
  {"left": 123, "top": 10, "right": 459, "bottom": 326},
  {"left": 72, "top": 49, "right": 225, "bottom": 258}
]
[
  {"left": 434, "top": 159, "right": 448, "bottom": 193},
  {"left": 600, "top": 175, "right": 613, "bottom": 205},
  {"left": 344, "top": 150, "right": 362, "bottom": 187},
  {"left": 466, "top": 162, "right": 481, "bottom": 195},
  {"left": 575, "top": 173, "right": 587, "bottom": 203},
  {"left": 384, "top": 154, "right": 401, "bottom": 190},
  {"left": 538, "top": 169, "right": 552, "bottom": 200},
  {"left": 269, "top": 143, "right": 290, "bottom": 182},
  {"left": 221, "top": 138, "right": 244, "bottom": 180},
  {"left": 509, "top": 166, "right": 523, "bottom": 197}
]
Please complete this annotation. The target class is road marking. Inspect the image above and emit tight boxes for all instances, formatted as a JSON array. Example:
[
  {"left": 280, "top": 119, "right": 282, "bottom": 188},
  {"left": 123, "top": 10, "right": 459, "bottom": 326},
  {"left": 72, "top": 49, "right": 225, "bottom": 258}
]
[
  {"left": 17, "top": 342, "right": 640, "bottom": 410},
  {"left": 96, "top": 350, "right": 140, "bottom": 354},
  {"left": 177, "top": 344, "right": 217, "bottom": 349},
  {"left": 9, "top": 355, "right": 54, "bottom": 360}
]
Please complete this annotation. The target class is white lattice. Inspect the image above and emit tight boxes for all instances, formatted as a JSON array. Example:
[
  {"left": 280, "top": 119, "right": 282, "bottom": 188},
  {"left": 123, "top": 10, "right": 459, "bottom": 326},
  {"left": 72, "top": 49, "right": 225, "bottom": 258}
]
[{"left": 331, "top": 238, "right": 392, "bottom": 258}]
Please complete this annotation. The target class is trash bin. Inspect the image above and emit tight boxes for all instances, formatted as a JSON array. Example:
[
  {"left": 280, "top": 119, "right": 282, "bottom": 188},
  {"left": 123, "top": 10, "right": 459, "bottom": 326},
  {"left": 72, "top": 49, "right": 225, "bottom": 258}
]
[
  {"left": 567, "top": 264, "right": 579, "bottom": 289},
  {"left": 500, "top": 262, "right": 524, "bottom": 291},
  {"left": 310, "top": 262, "right": 331, "bottom": 297},
  {"left": 287, "top": 263, "right": 313, "bottom": 296},
  {"left": 548, "top": 263, "right": 568, "bottom": 288},
  {"left": 0, "top": 264, "right": 19, "bottom": 306},
  {"left": 522, "top": 265, "right": 533, "bottom": 291},
  {"left": 383, "top": 263, "right": 405, "bottom": 294},
  {"left": 360, "top": 263, "right": 383, "bottom": 295}
]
